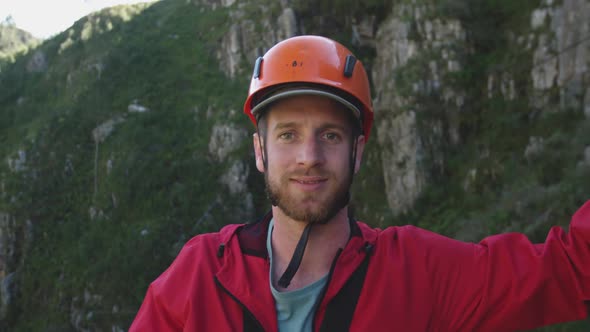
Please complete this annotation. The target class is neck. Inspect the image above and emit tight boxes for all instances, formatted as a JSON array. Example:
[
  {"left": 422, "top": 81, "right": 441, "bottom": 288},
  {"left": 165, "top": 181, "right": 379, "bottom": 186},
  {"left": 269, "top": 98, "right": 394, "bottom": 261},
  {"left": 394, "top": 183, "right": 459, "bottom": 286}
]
[{"left": 270, "top": 206, "right": 351, "bottom": 291}]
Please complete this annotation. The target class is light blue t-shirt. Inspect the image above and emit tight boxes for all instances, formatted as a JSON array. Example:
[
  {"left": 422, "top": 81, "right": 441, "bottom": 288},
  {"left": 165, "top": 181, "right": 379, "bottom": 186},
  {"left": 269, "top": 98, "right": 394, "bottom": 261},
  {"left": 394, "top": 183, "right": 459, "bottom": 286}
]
[{"left": 267, "top": 220, "right": 328, "bottom": 331}]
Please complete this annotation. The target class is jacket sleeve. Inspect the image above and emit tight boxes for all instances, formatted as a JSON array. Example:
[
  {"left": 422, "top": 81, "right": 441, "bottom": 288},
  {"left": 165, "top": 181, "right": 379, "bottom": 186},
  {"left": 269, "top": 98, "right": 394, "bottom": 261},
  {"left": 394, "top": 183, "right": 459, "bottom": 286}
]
[
  {"left": 431, "top": 200, "right": 590, "bottom": 331},
  {"left": 128, "top": 236, "right": 207, "bottom": 332},
  {"left": 128, "top": 281, "right": 183, "bottom": 331}
]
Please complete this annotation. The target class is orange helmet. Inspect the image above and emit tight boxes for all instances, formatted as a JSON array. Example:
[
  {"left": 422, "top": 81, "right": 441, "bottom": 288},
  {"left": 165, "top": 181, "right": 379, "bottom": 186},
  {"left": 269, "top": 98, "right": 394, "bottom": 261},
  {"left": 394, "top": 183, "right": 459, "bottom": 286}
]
[{"left": 243, "top": 35, "right": 374, "bottom": 140}]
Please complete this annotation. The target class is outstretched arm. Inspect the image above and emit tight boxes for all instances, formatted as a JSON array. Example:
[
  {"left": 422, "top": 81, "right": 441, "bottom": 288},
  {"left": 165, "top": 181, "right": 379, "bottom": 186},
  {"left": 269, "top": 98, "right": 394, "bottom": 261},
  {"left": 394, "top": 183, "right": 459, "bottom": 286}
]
[{"left": 430, "top": 201, "right": 590, "bottom": 331}]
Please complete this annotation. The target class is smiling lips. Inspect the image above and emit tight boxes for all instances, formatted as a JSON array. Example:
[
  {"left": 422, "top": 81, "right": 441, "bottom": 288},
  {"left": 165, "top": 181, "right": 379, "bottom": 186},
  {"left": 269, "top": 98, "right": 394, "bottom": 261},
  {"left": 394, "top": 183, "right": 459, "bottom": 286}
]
[{"left": 290, "top": 176, "right": 328, "bottom": 191}]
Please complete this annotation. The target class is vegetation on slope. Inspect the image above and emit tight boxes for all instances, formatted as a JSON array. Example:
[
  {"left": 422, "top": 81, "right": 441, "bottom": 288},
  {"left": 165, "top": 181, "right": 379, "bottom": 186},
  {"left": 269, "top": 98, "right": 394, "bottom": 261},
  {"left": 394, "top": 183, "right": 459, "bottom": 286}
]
[
  {"left": 1, "top": 1, "right": 252, "bottom": 330},
  {"left": 0, "top": 0, "right": 588, "bottom": 330}
]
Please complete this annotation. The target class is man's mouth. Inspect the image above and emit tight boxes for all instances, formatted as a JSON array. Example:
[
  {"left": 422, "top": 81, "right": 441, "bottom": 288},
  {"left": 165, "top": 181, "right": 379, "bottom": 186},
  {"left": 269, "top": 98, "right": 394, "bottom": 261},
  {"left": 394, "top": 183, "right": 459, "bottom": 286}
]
[
  {"left": 295, "top": 179, "right": 325, "bottom": 184},
  {"left": 291, "top": 176, "right": 327, "bottom": 184},
  {"left": 289, "top": 176, "right": 328, "bottom": 191}
]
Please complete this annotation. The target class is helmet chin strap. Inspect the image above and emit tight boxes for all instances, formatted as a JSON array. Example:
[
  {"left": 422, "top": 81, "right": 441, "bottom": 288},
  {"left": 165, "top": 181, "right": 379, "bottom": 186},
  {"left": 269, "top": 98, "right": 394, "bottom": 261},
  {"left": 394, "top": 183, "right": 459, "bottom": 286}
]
[
  {"left": 277, "top": 222, "right": 314, "bottom": 288},
  {"left": 276, "top": 134, "right": 359, "bottom": 289}
]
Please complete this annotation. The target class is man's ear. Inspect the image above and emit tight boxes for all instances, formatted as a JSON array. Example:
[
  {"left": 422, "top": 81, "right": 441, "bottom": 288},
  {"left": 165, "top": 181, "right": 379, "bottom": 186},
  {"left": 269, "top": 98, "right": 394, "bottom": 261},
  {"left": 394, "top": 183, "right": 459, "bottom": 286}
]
[
  {"left": 253, "top": 132, "right": 266, "bottom": 173},
  {"left": 354, "top": 135, "right": 366, "bottom": 174}
]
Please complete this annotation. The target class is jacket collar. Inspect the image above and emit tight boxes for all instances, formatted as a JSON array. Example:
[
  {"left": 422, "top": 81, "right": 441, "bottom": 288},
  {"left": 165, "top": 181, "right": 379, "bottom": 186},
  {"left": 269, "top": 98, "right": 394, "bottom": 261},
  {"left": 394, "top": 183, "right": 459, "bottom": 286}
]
[{"left": 235, "top": 210, "right": 366, "bottom": 258}]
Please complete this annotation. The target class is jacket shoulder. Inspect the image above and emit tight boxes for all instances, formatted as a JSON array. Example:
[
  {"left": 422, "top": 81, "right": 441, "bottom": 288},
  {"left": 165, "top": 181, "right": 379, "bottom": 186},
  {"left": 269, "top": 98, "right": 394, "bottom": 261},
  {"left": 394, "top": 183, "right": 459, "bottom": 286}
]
[
  {"left": 356, "top": 221, "right": 441, "bottom": 242},
  {"left": 182, "top": 223, "right": 242, "bottom": 251},
  {"left": 150, "top": 223, "right": 243, "bottom": 288}
]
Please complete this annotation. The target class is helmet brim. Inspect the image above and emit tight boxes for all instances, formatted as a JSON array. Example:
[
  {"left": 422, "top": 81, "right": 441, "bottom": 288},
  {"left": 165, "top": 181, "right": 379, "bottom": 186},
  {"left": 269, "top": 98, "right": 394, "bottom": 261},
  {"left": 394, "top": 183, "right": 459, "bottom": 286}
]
[{"left": 250, "top": 87, "right": 362, "bottom": 122}]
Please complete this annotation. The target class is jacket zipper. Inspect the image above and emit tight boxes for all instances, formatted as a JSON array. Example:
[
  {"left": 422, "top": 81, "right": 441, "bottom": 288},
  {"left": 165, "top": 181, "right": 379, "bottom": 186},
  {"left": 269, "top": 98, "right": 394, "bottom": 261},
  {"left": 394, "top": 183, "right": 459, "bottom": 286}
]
[
  {"left": 311, "top": 248, "right": 343, "bottom": 331},
  {"left": 214, "top": 276, "right": 266, "bottom": 331}
]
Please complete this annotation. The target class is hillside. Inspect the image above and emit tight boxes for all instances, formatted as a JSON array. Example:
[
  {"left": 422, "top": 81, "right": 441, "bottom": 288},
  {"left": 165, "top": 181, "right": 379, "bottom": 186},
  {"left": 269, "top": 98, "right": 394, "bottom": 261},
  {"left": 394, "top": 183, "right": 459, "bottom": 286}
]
[
  {"left": 0, "top": 0, "right": 589, "bottom": 330},
  {"left": 0, "top": 22, "right": 40, "bottom": 66}
]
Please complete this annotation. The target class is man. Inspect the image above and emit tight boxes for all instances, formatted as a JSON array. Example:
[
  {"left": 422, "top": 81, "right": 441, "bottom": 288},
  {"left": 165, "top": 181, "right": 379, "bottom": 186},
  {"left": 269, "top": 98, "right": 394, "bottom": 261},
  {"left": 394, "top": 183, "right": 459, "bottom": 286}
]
[{"left": 130, "top": 35, "right": 590, "bottom": 331}]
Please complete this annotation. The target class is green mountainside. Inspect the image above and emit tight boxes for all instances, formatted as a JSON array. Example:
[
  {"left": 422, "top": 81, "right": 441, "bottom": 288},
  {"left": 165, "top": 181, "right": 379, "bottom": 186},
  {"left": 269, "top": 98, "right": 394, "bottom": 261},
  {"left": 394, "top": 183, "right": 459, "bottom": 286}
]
[
  {"left": 0, "top": 0, "right": 589, "bottom": 330},
  {"left": 1, "top": 1, "right": 251, "bottom": 330}
]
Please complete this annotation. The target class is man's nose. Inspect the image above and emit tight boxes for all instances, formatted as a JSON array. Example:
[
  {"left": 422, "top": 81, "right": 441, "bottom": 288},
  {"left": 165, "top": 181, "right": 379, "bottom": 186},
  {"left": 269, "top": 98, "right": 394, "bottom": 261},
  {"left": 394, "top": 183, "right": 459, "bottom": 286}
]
[{"left": 296, "top": 137, "right": 324, "bottom": 167}]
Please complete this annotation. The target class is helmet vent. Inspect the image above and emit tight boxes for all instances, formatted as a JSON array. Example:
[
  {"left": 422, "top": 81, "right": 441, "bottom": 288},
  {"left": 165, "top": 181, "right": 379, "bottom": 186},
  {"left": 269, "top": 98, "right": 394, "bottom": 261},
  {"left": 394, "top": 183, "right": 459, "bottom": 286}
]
[
  {"left": 344, "top": 55, "right": 356, "bottom": 78},
  {"left": 253, "top": 57, "right": 263, "bottom": 79}
]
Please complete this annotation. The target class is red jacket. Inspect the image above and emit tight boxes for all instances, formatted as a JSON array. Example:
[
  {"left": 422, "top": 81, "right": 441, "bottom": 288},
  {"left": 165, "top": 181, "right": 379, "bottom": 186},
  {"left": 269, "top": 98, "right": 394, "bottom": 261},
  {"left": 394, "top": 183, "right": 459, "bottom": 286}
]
[{"left": 130, "top": 201, "right": 590, "bottom": 331}]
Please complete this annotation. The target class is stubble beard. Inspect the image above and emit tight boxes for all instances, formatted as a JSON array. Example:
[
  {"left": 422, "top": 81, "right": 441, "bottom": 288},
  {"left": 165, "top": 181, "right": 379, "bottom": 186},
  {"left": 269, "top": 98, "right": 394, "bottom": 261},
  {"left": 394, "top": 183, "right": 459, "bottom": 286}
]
[{"left": 265, "top": 169, "right": 351, "bottom": 224}]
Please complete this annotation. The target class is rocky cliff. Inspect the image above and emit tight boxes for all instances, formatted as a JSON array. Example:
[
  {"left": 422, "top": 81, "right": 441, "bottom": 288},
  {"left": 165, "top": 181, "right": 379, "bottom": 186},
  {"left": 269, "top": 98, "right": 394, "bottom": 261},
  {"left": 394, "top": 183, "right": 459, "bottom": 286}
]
[{"left": 1, "top": 0, "right": 589, "bottom": 330}]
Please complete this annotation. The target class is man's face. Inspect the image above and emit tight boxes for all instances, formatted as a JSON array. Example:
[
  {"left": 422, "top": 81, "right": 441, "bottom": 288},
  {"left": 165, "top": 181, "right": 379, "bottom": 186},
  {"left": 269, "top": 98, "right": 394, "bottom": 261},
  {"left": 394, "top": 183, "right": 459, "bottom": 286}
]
[{"left": 253, "top": 94, "right": 365, "bottom": 224}]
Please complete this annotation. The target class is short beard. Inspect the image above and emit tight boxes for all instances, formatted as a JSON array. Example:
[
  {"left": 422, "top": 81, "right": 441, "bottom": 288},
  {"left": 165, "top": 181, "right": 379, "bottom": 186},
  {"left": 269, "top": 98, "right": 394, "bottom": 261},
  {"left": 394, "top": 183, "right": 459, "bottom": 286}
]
[{"left": 264, "top": 171, "right": 351, "bottom": 224}]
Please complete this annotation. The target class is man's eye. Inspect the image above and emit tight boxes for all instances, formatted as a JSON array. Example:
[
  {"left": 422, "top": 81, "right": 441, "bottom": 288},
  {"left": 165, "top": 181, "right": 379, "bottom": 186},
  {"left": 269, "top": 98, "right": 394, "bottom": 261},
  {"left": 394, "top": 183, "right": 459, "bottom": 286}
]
[
  {"left": 324, "top": 132, "right": 340, "bottom": 141},
  {"left": 279, "top": 132, "right": 294, "bottom": 140}
]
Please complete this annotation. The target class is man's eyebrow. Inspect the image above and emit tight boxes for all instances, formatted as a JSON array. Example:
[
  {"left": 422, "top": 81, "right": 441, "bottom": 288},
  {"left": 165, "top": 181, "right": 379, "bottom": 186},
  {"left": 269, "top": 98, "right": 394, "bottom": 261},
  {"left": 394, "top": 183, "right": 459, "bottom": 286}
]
[
  {"left": 317, "top": 123, "right": 348, "bottom": 132},
  {"left": 271, "top": 122, "right": 349, "bottom": 132},
  {"left": 271, "top": 122, "right": 299, "bottom": 132},
  {"left": 272, "top": 121, "right": 350, "bottom": 133}
]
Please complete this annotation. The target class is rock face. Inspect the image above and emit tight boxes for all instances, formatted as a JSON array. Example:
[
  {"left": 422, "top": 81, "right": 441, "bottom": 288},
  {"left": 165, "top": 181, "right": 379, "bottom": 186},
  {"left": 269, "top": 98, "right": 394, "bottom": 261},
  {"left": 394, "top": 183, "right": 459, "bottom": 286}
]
[
  {"left": 0, "top": 212, "right": 32, "bottom": 322},
  {"left": 7, "top": 150, "right": 26, "bottom": 173},
  {"left": 367, "top": 0, "right": 590, "bottom": 215},
  {"left": 372, "top": 2, "right": 466, "bottom": 215},
  {"left": 524, "top": 136, "right": 545, "bottom": 162},
  {"left": 26, "top": 50, "right": 47, "bottom": 73},
  {"left": 208, "top": 123, "right": 248, "bottom": 162},
  {"left": 216, "top": 1, "right": 298, "bottom": 78},
  {"left": 2, "top": 0, "right": 590, "bottom": 330},
  {"left": 352, "top": 15, "right": 377, "bottom": 48},
  {"left": 92, "top": 116, "right": 126, "bottom": 143},
  {"left": 220, "top": 160, "right": 254, "bottom": 220},
  {"left": 530, "top": 0, "right": 590, "bottom": 112},
  {"left": 0, "top": 212, "right": 21, "bottom": 321},
  {"left": 584, "top": 146, "right": 590, "bottom": 166},
  {"left": 70, "top": 288, "right": 103, "bottom": 331},
  {"left": 209, "top": 122, "right": 254, "bottom": 219}
]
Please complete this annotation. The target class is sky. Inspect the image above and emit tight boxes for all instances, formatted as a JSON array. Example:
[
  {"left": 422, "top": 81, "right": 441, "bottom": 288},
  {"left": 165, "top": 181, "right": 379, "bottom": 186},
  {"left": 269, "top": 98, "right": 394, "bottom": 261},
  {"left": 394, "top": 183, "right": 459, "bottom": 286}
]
[{"left": 0, "top": 0, "right": 158, "bottom": 39}]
